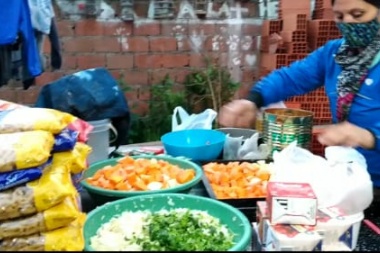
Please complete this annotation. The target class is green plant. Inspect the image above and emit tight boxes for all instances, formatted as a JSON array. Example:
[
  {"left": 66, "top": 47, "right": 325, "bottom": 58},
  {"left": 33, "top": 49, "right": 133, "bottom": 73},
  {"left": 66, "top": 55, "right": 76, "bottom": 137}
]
[
  {"left": 128, "top": 75, "right": 189, "bottom": 143},
  {"left": 184, "top": 57, "right": 240, "bottom": 127}
]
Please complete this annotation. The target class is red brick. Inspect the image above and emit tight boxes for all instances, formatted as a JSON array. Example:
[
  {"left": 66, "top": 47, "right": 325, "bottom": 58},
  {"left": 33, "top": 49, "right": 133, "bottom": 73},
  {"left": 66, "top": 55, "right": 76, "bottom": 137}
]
[
  {"left": 127, "top": 37, "right": 149, "bottom": 52},
  {"left": 124, "top": 70, "right": 149, "bottom": 86},
  {"left": 242, "top": 23, "right": 262, "bottom": 35},
  {"left": 43, "top": 39, "right": 51, "bottom": 54},
  {"left": 138, "top": 86, "right": 151, "bottom": 100},
  {"left": 149, "top": 37, "right": 177, "bottom": 52},
  {"left": 56, "top": 20, "right": 75, "bottom": 37},
  {"left": 125, "top": 87, "right": 138, "bottom": 101},
  {"left": 74, "top": 19, "right": 104, "bottom": 36},
  {"left": 63, "top": 38, "right": 95, "bottom": 53},
  {"left": 61, "top": 55, "right": 77, "bottom": 70},
  {"left": 0, "top": 87, "right": 17, "bottom": 102},
  {"left": 161, "top": 54, "right": 189, "bottom": 68},
  {"left": 35, "top": 71, "right": 64, "bottom": 86},
  {"left": 189, "top": 54, "right": 206, "bottom": 67},
  {"left": 176, "top": 69, "right": 191, "bottom": 83},
  {"left": 188, "top": 23, "right": 215, "bottom": 35},
  {"left": 106, "top": 54, "right": 133, "bottom": 69},
  {"left": 133, "top": 22, "right": 161, "bottom": 36},
  {"left": 93, "top": 37, "right": 121, "bottom": 52},
  {"left": 237, "top": 83, "right": 252, "bottom": 99},
  {"left": 149, "top": 69, "right": 190, "bottom": 84},
  {"left": 242, "top": 69, "right": 257, "bottom": 83},
  {"left": 130, "top": 100, "right": 149, "bottom": 115},
  {"left": 16, "top": 87, "right": 41, "bottom": 105},
  {"left": 175, "top": 39, "right": 191, "bottom": 51},
  {"left": 134, "top": 54, "right": 162, "bottom": 68},
  {"left": 204, "top": 36, "right": 227, "bottom": 52},
  {"left": 109, "top": 70, "right": 124, "bottom": 81},
  {"left": 102, "top": 22, "right": 133, "bottom": 36},
  {"left": 77, "top": 55, "right": 106, "bottom": 69},
  {"left": 161, "top": 22, "right": 188, "bottom": 36}
]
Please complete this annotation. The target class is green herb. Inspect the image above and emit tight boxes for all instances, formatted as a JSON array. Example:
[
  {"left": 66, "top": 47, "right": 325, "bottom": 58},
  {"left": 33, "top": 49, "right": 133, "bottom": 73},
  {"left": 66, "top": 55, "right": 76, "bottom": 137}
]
[{"left": 132, "top": 209, "right": 234, "bottom": 251}]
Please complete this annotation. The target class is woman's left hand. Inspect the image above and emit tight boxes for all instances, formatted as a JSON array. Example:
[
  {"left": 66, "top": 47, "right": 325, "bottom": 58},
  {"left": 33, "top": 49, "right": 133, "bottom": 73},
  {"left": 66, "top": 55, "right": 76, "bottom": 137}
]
[{"left": 317, "top": 121, "right": 375, "bottom": 149}]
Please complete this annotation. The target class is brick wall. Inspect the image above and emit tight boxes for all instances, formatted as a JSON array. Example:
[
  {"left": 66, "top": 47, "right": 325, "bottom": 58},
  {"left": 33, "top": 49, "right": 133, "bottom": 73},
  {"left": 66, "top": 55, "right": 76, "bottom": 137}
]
[{"left": 0, "top": 0, "right": 263, "bottom": 114}]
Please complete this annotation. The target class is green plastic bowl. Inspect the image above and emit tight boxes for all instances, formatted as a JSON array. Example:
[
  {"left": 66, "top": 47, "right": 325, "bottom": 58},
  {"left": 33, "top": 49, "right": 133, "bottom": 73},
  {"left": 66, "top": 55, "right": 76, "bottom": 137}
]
[
  {"left": 84, "top": 193, "right": 252, "bottom": 251},
  {"left": 80, "top": 155, "right": 203, "bottom": 204}
]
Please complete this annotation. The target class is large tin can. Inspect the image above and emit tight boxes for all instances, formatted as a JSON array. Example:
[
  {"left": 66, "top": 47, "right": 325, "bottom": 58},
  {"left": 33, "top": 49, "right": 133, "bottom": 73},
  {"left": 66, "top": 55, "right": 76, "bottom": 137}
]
[{"left": 263, "top": 108, "right": 313, "bottom": 157}]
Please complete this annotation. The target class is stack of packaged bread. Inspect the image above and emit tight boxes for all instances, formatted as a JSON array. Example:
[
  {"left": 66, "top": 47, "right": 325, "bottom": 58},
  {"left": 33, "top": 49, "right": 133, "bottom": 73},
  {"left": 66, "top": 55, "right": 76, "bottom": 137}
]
[{"left": 0, "top": 100, "right": 93, "bottom": 251}]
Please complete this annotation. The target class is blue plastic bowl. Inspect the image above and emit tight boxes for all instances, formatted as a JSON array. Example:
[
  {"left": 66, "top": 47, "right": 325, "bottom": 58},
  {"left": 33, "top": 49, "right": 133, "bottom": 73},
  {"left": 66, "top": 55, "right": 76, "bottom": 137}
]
[{"left": 161, "top": 129, "right": 226, "bottom": 161}]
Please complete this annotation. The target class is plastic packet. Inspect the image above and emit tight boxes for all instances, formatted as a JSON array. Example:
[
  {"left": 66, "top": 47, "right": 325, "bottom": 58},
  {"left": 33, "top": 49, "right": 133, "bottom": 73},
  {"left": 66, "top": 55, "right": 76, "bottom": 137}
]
[
  {"left": 53, "top": 128, "right": 79, "bottom": 152},
  {"left": 0, "top": 158, "right": 52, "bottom": 191},
  {"left": 0, "top": 213, "right": 86, "bottom": 251},
  {"left": 0, "top": 99, "right": 26, "bottom": 110},
  {"left": 67, "top": 118, "right": 93, "bottom": 143},
  {"left": 0, "top": 163, "right": 76, "bottom": 221},
  {"left": 53, "top": 142, "right": 92, "bottom": 175},
  {"left": 0, "top": 108, "right": 76, "bottom": 134},
  {"left": 0, "top": 196, "right": 80, "bottom": 239},
  {"left": 0, "top": 100, "right": 93, "bottom": 143},
  {"left": 0, "top": 130, "right": 55, "bottom": 173}
]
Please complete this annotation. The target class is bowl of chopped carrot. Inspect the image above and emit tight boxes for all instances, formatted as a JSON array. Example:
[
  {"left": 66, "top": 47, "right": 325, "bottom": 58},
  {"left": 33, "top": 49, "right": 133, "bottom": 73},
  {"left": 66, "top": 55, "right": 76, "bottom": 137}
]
[{"left": 80, "top": 155, "right": 203, "bottom": 204}]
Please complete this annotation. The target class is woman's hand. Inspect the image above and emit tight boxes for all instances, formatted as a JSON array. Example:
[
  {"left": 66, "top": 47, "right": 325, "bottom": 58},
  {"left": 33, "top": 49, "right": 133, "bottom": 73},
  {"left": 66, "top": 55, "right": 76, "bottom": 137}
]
[
  {"left": 218, "top": 99, "right": 258, "bottom": 128},
  {"left": 317, "top": 121, "right": 375, "bottom": 149}
]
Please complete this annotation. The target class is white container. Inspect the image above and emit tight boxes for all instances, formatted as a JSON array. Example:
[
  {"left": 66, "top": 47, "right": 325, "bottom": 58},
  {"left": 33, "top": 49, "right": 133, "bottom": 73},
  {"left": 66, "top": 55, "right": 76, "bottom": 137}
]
[
  {"left": 316, "top": 208, "right": 364, "bottom": 250},
  {"left": 87, "top": 119, "right": 117, "bottom": 165}
]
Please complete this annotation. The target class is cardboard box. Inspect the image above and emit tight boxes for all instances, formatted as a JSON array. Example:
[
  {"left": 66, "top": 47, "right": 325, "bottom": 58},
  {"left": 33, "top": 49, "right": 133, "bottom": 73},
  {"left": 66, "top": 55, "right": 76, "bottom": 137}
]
[
  {"left": 267, "top": 182, "right": 317, "bottom": 225},
  {"left": 256, "top": 201, "right": 269, "bottom": 244},
  {"left": 315, "top": 207, "right": 364, "bottom": 250},
  {"left": 264, "top": 220, "right": 323, "bottom": 251}
]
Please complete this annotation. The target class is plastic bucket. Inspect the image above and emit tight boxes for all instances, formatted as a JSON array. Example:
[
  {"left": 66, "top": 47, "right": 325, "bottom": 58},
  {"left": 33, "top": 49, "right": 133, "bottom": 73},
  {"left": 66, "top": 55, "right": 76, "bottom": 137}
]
[{"left": 87, "top": 119, "right": 117, "bottom": 165}]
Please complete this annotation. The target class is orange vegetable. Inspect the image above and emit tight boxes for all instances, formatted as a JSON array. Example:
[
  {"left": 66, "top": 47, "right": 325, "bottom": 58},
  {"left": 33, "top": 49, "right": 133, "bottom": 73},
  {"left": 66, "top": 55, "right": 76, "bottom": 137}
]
[
  {"left": 203, "top": 161, "right": 272, "bottom": 199},
  {"left": 86, "top": 156, "right": 196, "bottom": 191}
]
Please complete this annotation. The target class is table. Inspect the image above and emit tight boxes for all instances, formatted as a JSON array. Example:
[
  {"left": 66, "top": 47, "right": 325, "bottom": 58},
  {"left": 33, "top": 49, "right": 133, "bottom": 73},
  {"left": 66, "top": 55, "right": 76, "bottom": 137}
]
[{"left": 80, "top": 181, "right": 380, "bottom": 251}]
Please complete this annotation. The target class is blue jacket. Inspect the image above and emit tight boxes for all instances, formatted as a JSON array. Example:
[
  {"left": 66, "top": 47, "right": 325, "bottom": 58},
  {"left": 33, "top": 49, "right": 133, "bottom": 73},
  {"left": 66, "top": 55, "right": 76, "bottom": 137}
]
[
  {"left": 252, "top": 39, "right": 380, "bottom": 187},
  {"left": 0, "top": 0, "right": 42, "bottom": 77}
]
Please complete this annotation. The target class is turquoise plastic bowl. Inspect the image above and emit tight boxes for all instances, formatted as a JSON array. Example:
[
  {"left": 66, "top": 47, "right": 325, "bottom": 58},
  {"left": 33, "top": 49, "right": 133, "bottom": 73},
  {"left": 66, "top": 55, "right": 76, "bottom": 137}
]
[
  {"left": 80, "top": 155, "right": 203, "bottom": 204},
  {"left": 84, "top": 193, "right": 253, "bottom": 251},
  {"left": 161, "top": 129, "right": 226, "bottom": 161}
]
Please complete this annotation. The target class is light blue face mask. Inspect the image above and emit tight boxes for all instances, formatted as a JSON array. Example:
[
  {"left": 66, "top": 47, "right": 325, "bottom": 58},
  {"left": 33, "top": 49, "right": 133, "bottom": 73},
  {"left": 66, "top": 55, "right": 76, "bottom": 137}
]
[{"left": 336, "top": 17, "right": 380, "bottom": 48}]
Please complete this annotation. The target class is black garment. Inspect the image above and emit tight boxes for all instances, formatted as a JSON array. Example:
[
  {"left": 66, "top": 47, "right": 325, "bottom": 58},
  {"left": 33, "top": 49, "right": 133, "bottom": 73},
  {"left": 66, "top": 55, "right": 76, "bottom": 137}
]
[
  {"left": 23, "top": 18, "right": 62, "bottom": 89},
  {"left": 49, "top": 18, "right": 62, "bottom": 70},
  {"left": 0, "top": 45, "right": 12, "bottom": 86}
]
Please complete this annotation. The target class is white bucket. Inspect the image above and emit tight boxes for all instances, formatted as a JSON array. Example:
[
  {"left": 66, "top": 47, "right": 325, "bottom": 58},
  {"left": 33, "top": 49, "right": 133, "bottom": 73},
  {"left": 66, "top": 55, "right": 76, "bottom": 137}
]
[{"left": 87, "top": 119, "right": 117, "bottom": 165}]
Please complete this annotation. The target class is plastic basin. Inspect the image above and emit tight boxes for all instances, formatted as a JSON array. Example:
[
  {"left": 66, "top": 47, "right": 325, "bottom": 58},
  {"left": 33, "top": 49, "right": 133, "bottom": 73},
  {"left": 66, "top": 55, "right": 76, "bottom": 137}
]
[
  {"left": 80, "top": 155, "right": 203, "bottom": 205},
  {"left": 161, "top": 129, "right": 226, "bottom": 161},
  {"left": 84, "top": 193, "right": 253, "bottom": 251}
]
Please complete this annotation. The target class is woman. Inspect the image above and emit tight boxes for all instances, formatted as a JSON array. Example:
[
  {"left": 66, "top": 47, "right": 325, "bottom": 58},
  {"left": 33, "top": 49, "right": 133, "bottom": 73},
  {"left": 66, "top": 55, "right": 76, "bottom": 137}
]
[{"left": 218, "top": 0, "right": 380, "bottom": 191}]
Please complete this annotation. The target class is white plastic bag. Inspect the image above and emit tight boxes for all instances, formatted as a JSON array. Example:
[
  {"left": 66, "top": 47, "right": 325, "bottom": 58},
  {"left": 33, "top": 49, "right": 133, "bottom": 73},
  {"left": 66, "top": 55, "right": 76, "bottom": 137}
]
[
  {"left": 270, "top": 142, "right": 373, "bottom": 215},
  {"left": 223, "top": 132, "right": 270, "bottom": 160},
  {"left": 171, "top": 106, "right": 217, "bottom": 131}
]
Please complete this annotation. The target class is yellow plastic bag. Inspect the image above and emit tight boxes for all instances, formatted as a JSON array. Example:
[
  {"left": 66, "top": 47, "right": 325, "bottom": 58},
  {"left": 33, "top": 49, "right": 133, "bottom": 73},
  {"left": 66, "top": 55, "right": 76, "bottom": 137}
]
[
  {"left": 0, "top": 107, "right": 76, "bottom": 134},
  {"left": 0, "top": 196, "right": 80, "bottom": 239},
  {"left": 0, "top": 130, "right": 55, "bottom": 172},
  {"left": 0, "top": 213, "right": 86, "bottom": 251},
  {"left": 53, "top": 142, "right": 92, "bottom": 174},
  {"left": 0, "top": 163, "right": 76, "bottom": 221}
]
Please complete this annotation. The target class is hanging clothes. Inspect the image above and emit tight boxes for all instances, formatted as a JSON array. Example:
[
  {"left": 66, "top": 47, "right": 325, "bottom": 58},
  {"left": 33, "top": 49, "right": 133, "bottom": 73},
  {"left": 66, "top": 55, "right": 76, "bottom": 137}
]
[
  {"left": 22, "top": 0, "right": 62, "bottom": 89},
  {"left": 27, "top": 0, "right": 54, "bottom": 35},
  {"left": 0, "top": 0, "right": 42, "bottom": 78}
]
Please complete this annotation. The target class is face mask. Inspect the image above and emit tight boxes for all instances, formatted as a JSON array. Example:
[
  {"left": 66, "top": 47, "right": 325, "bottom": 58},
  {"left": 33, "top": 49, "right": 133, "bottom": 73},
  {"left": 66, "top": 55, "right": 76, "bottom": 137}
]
[{"left": 337, "top": 18, "right": 380, "bottom": 48}]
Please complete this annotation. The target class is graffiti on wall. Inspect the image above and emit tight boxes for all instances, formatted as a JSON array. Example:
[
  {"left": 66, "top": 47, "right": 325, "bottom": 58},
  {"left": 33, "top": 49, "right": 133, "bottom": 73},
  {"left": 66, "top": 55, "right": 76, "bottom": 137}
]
[{"left": 55, "top": 0, "right": 263, "bottom": 83}]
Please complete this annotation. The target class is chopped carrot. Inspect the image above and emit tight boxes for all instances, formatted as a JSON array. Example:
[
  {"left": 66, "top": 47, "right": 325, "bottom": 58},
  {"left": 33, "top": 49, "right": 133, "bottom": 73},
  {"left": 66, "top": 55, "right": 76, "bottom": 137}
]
[
  {"left": 203, "top": 161, "right": 272, "bottom": 199},
  {"left": 86, "top": 156, "right": 196, "bottom": 192}
]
